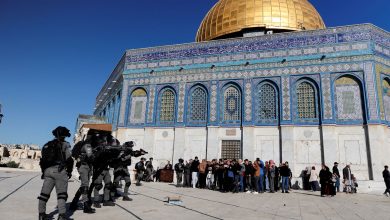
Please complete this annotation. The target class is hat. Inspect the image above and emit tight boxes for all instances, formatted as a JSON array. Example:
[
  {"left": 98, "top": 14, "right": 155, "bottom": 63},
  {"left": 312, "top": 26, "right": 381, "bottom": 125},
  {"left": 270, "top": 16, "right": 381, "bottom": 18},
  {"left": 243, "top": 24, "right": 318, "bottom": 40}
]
[{"left": 334, "top": 162, "right": 339, "bottom": 165}]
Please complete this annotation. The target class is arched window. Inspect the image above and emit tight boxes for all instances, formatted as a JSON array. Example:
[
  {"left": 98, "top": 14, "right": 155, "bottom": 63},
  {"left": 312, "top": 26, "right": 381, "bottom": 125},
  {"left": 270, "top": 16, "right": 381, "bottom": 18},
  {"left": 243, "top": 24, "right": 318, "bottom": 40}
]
[
  {"left": 159, "top": 89, "right": 176, "bottom": 122},
  {"left": 297, "top": 82, "right": 317, "bottom": 119},
  {"left": 110, "top": 98, "right": 115, "bottom": 123},
  {"left": 188, "top": 86, "right": 208, "bottom": 123},
  {"left": 257, "top": 83, "right": 278, "bottom": 121},
  {"left": 106, "top": 104, "right": 111, "bottom": 122},
  {"left": 383, "top": 79, "right": 390, "bottom": 121},
  {"left": 223, "top": 86, "right": 241, "bottom": 121},
  {"left": 113, "top": 92, "right": 121, "bottom": 126},
  {"left": 128, "top": 88, "right": 147, "bottom": 125},
  {"left": 335, "top": 76, "right": 363, "bottom": 120}
]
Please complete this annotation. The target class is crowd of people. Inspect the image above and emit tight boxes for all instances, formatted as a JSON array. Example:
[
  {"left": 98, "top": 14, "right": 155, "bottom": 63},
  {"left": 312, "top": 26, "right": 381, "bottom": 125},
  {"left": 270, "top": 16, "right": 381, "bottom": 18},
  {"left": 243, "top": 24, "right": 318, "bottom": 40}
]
[
  {"left": 167, "top": 157, "right": 293, "bottom": 194},
  {"left": 150, "top": 157, "right": 388, "bottom": 198}
]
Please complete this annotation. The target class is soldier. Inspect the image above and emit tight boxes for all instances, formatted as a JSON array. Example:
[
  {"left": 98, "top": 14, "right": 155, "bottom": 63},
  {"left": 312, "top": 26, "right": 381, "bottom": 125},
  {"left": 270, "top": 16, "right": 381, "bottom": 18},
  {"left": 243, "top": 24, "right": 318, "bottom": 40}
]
[
  {"left": 174, "top": 158, "right": 184, "bottom": 187},
  {"left": 70, "top": 134, "right": 96, "bottom": 213},
  {"left": 145, "top": 157, "right": 154, "bottom": 182},
  {"left": 135, "top": 157, "right": 146, "bottom": 186},
  {"left": 38, "top": 126, "right": 74, "bottom": 220},
  {"left": 92, "top": 135, "right": 115, "bottom": 208},
  {"left": 112, "top": 141, "right": 134, "bottom": 201}
]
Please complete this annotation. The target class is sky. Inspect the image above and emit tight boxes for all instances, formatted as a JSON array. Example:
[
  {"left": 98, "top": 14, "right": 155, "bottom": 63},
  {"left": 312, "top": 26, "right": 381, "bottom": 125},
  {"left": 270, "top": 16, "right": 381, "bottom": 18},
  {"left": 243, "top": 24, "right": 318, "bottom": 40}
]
[{"left": 0, "top": 0, "right": 389, "bottom": 147}]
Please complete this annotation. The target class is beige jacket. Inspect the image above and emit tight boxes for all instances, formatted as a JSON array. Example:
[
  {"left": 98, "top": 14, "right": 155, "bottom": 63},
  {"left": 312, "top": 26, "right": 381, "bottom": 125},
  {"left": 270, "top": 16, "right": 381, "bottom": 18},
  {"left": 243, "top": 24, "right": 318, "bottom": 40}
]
[{"left": 309, "top": 169, "right": 319, "bottom": 182}]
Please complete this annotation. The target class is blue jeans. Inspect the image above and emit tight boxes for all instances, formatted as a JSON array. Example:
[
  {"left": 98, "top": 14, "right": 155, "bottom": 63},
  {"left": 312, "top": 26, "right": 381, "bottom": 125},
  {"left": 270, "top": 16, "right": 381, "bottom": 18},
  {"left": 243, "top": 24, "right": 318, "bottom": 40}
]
[
  {"left": 282, "top": 176, "right": 289, "bottom": 192},
  {"left": 258, "top": 175, "right": 264, "bottom": 192},
  {"left": 234, "top": 175, "right": 240, "bottom": 192},
  {"left": 335, "top": 177, "right": 340, "bottom": 192},
  {"left": 239, "top": 175, "right": 244, "bottom": 192}
]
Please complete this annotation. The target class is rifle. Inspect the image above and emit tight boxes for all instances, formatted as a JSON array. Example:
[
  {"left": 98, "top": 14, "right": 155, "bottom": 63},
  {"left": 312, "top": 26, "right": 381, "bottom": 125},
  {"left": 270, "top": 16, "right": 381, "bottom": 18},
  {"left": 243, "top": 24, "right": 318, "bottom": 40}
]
[{"left": 86, "top": 145, "right": 147, "bottom": 203}]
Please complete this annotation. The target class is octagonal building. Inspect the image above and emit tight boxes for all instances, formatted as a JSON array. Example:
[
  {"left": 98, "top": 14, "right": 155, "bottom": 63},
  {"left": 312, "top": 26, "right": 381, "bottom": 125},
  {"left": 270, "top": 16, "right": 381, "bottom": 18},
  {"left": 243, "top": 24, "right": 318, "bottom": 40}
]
[{"left": 91, "top": 0, "right": 390, "bottom": 187}]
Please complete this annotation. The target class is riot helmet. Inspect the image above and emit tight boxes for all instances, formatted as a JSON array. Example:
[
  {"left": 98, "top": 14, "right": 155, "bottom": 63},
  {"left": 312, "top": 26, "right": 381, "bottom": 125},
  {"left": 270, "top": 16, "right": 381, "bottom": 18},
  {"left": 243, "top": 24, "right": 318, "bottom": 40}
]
[{"left": 52, "top": 126, "right": 71, "bottom": 138}]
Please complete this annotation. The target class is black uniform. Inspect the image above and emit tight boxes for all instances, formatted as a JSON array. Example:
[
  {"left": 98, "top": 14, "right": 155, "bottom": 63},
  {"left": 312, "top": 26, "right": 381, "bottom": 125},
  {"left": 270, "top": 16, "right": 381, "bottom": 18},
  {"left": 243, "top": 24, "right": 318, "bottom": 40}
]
[{"left": 174, "top": 159, "right": 184, "bottom": 186}]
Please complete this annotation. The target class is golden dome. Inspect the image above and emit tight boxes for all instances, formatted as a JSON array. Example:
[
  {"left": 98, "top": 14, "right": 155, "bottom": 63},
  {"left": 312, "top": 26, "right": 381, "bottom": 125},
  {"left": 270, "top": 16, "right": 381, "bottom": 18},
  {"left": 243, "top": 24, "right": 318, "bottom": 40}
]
[{"left": 196, "top": 0, "right": 325, "bottom": 42}]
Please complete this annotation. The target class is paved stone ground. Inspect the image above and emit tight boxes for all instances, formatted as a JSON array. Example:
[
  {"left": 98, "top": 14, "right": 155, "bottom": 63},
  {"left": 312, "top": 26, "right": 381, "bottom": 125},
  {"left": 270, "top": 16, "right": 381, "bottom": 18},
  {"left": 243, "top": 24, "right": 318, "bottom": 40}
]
[{"left": 1, "top": 168, "right": 389, "bottom": 220}]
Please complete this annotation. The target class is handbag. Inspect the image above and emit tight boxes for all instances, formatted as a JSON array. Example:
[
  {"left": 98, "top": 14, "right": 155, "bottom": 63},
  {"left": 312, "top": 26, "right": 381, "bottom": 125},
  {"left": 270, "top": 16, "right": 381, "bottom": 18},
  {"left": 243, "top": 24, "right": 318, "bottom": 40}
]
[{"left": 331, "top": 174, "right": 337, "bottom": 183}]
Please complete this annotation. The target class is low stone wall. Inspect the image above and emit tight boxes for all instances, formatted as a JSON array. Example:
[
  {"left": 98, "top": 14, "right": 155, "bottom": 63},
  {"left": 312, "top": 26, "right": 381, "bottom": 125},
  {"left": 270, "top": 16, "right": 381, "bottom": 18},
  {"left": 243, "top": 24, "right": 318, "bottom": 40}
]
[{"left": 0, "top": 157, "right": 40, "bottom": 171}]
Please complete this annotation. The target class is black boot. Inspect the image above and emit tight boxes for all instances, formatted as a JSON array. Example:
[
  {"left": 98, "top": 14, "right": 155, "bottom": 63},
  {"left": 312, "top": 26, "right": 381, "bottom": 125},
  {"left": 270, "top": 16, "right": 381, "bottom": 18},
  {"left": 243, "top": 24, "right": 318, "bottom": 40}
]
[
  {"left": 57, "top": 214, "right": 68, "bottom": 220},
  {"left": 38, "top": 213, "right": 47, "bottom": 220},
  {"left": 93, "top": 202, "right": 101, "bottom": 208},
  {"left": 103, "top": 201, "right": 115, "bottom": 206},
  {"left": 83, "top": 202, "right": 96, "bottom": 214},
  {"left": 123, "top": 196, "right": 132, "bottom": 201}
]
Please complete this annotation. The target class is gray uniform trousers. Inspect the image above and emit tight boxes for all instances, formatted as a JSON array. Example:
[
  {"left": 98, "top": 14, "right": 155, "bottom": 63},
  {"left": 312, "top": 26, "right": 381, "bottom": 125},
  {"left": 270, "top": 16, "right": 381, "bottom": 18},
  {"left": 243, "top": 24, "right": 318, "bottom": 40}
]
[
  {"left": 93, "top": 169, "right": 112, "bottom": 202},
  {"left": 114, "top": 167, "right": 131, "bottom": 196},
  {"left": 38, "top": 166, "right": 68, "bottom": 214},
  {"left": 78, "top": 164, "right": 92, "bottom": 202}
]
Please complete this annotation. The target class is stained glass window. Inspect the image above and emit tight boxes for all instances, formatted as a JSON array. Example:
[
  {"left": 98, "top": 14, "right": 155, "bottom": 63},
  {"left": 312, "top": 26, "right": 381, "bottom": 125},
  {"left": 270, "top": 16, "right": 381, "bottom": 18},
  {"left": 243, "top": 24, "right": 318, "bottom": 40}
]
[
  {"left": 159, "top": 89, "right": 175, "bottom": 122},
  {"left": 258, "top": 83, "right": 277, "bottom": 120},
  {"left": 189, "top": 87, "right": 207, "bottom": 121},
  {"left": 223, "top": 86, "right": 241, "bottom": 121},
  {"left": 297, "top": 82, "right": 316, "bottom": 119}
]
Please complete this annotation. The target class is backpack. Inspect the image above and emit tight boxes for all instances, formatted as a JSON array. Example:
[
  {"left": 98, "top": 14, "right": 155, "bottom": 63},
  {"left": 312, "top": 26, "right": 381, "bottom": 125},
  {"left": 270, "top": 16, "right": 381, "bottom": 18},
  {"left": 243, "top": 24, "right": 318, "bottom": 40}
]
[
  {"left": 136, "top": 161, "right": 143, "bottom": 171},
  {"left": 40, "top": 140, "right": 62, "bottom": 170}
]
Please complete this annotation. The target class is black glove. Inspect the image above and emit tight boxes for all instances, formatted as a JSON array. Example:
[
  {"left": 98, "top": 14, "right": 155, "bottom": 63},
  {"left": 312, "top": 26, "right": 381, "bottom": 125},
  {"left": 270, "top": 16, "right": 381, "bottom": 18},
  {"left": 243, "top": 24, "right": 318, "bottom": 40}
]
[{"left": 67, "top": 172, "right": 72, "bottom": 179}]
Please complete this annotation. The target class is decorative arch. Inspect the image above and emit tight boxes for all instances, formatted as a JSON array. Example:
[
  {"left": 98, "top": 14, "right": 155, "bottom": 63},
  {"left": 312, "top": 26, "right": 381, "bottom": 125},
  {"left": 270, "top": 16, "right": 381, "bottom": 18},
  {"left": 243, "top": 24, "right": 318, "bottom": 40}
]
[
  {"left": 382, "top": 77, "right": 390, "bottom": 121},
  {"left": 110, "top": 97, "right": 115, "bottom": 124},
  {"left": 157, "top": 87, "right": 177, "bottom": 124},
  {"left": 294, "top": 78, "right": 320, "bottom": 121},
  {"left": 128, "top": 88, "right": 148, "bottom": 125},
  {"left": 255, "top": 80, "right": 280, "bottom": 124},
  {"left": 221, "top": 83, "right": 242, "bottom": 123},
  {"left": 187, "top": 84, "right": 208, "bottom": 124},
  {"left": 112, "top": 91, "right": 121, "bottom": 127},
  {"left": 334, "top": 75, "right": 364, "bottom": 122}
]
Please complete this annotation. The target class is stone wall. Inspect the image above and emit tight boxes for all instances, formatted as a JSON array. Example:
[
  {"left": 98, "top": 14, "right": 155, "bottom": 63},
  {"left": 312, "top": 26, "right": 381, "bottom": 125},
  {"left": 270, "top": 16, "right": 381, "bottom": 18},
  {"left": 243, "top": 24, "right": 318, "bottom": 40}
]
[{"left": 0, "top": 146, "right": 41, "bottom": 170}]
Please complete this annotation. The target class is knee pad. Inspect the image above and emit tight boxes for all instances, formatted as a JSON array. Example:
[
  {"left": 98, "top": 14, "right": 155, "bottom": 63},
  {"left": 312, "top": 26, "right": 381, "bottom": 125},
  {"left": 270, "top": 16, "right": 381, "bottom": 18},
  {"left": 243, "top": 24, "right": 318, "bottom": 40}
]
[
  {"left": 37, "top": 193, "right": 50, "bottom": 202},
  {"left": 104, "top": 183, "right": 113, "bottom": 190},
  {"left": 80, "top": 186, "right": 89, "bottom": 194},
  {"left": 57, "top": 192, "right": 68, "bottom": 201},
  {"left": 125, "top": 182, "right": 131, "bottom": 187},
  {"left": 95, "top": 184, "right": 103, "bottom": 191}
]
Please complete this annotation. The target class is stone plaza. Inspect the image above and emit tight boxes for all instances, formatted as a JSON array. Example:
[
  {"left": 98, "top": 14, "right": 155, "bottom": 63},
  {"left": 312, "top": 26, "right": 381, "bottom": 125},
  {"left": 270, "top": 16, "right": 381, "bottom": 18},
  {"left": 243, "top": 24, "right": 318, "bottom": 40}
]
[{"left": 1, "top": 168, "right": 389, "bottom": 220}]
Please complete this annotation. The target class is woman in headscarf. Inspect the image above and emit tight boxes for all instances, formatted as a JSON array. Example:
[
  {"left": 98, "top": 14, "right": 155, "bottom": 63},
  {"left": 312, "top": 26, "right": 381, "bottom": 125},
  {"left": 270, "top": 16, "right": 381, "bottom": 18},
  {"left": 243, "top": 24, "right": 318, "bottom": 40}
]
[{"left": 319, "top": 164, "right": 332, "bottom": 197}]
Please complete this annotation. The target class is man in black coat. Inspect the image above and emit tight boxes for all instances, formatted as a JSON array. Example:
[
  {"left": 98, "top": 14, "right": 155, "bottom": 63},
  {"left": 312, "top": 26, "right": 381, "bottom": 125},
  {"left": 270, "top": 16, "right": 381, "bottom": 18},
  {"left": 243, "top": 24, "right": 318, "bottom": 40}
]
[
  {"left": 333, "top": 162, "right": 340, "bottom": 192},
  {"left": 383, "top": 165, "right": 390, "bottom": 197}
]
